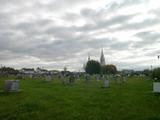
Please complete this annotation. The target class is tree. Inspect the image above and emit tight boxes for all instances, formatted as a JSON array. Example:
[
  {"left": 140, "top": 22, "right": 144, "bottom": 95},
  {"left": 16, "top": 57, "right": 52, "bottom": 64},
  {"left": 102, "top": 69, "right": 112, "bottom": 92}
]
[
  {"left": 85, "top": 60, "right": 101, "bottom": 75},
  {"left": 101, "top": 64, "right": 117, "bottom": 75},
  {"left": 0, "top": 67, "right": 19, "bottom": 75},
  {"left": 143, "top": 69, "right": 151, "bottom": 76},
  {"left": 152, "top": 68, "right": 160, "bottom": 81}
]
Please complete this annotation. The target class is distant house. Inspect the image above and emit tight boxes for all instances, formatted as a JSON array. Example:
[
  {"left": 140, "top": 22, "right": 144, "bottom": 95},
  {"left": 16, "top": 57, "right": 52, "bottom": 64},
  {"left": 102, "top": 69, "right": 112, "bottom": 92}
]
[
  {"left": 20, "top": 68, "right": 35, "bottom": 74},
  {"left": 36, "top": 67, "right": 49, "bottom": 75},
  {"left": 121, "top": 69, "right": 134, "bottom": 75},
  {"left": 50, "top": 70, "right": 60, "bottom": 75}
]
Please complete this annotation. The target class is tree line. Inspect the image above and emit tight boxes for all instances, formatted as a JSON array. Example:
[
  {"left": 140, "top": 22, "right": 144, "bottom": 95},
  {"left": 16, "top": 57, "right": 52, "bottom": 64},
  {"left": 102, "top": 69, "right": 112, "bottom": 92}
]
[{"left": 85, "top": 60, "right": 117, "bottom": 75}]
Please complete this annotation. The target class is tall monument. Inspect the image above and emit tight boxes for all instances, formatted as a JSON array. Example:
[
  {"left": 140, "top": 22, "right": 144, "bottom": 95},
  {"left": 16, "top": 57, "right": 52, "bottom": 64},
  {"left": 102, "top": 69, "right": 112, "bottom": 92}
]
[{"left": 100, "top": 49, "right": 105, "bottom": 66}]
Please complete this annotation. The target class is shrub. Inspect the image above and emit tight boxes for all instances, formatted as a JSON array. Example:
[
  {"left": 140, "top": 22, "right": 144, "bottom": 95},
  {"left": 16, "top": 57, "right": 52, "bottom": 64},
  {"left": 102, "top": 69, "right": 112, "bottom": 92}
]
[
  {"left": 85, "top": 60, "right": 101, "bottom": 75},
  {"left": 101, "top": 64, "right": 117, "bottom": 75},
  {"left": 152, "top": 68, "right": 160, "bottom": 82}
]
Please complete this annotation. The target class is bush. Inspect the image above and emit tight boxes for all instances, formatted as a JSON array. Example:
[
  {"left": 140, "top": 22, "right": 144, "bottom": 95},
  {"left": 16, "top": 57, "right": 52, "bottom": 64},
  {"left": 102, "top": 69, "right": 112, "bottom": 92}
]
[
  {"left": 101, "top": 64, "right": 117, "bottom": 75},
  {"left": 143, "top": 69, "right": 152, "bottom": 76},
  {"left": 152, "top": 68, "right": 160, "bottom": 82},
  {"left": 85, "top": 60, "right": 101, "bottom": 75}
]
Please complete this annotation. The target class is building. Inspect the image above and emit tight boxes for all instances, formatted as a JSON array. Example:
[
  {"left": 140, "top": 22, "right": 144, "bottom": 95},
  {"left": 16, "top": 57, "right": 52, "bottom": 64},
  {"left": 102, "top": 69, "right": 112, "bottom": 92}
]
[
  {"left": 100, "top": 49, "right": 106, "bottom": 66},
  {"left": 20, "top": 68, "right": 35, "bottom": 74},
  {"left": 36, "top": 67, "right": 49, "bottom": 75},
  {"left": 85, "top": 49, "right": 106, "bottom": 67}
]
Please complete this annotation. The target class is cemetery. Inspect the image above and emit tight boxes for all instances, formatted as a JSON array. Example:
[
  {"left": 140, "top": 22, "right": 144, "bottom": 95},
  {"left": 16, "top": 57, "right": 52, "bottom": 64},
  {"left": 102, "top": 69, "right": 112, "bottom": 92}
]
[
  {"left": 0, "top": 73, "right": 160, "bottom": 120},
  {"left": 0, "top": 51, "right": 160, "bottom": 120},
  {"left": 0, "top": 0, "right": 160, "bottom": 119}
]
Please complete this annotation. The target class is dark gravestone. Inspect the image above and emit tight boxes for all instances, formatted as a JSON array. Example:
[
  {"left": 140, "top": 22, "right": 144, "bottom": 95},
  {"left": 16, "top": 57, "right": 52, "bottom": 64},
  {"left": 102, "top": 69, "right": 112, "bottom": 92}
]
[
  {"left": 4, "top": 80, "right": 20, "bottom": 92},
  {"left": 68, "top": 75, "right": 75, "bottom": 85},
  {"left": 85, "top": 74, "right": 90, "bottom": 82},
  {"left": 4, "top": 80, "right": 12, "bottom": 92}
]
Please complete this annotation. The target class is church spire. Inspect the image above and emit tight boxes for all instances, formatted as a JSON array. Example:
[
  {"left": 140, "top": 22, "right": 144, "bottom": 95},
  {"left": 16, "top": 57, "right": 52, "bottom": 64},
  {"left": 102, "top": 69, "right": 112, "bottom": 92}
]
[
  {"left": 100, "top": 49, "right": 105, "bottom": 66},
  {"left": 88, "top": 53, "right": 90, "bottom": 61}
]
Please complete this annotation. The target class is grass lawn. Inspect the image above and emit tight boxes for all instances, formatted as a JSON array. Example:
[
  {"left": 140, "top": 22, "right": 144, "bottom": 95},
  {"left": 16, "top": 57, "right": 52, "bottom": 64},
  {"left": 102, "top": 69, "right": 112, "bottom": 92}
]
[{"left": 0, "top": 76, "right": 160, "bottom": 120}]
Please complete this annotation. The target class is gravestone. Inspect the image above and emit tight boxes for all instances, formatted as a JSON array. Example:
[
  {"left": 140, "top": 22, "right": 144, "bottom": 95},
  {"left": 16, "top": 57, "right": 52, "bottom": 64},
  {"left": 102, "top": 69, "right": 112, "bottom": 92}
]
[
  {"left": 104, "top": 79, "right": 109, "bottom": 88},
  {"left": 112, "top": 75, "right": 117, "bottom": 83},
  {"left": 68, "top": 74, "right": 75, "bottom": 85},
  {"left": 29, "top": 74, "right": 33, "bottom": 78},
  {"left": 85, "top": 74, "right": 90, "bottom": 83},
  {"left": 45, "top": 75, "right": 52, "bottom": 82},
  {"left": 116, "top": 75, "right": 122, "bottom": 84},
  {"left": 4, "top": 80, "right": 20, "bottom": 92},
  {"left": 74, "top": 74, "right": 79, "bottom": 80},
  {"left": 61, "top": 74, "right": 69, "bottom": 85},
  {"left": 153, "top": 82, "right": 160, "bottom": 93},
  {"left": 103, "top": 76, "right": 109, "bottom": 88},
  {"left": 122, "top": 76, "right": 127, "bottom": 83},
  {"left": 96, "top": 75, "right": 100, "bottom": 81}
]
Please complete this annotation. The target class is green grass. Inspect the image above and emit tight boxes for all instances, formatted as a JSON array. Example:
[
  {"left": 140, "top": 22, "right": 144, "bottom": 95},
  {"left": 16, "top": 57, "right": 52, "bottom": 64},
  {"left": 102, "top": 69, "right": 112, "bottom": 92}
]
[{"left": 0, "top": 76, "right": 160, "bottom": 120}]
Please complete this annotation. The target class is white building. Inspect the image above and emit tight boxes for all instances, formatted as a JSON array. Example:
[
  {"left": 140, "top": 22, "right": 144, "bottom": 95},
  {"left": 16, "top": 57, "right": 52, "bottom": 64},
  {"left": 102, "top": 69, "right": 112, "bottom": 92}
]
[
  {"left": 20, "top": 68, "right": 35, "bottom": 74},
  {"left": 36, "top": 67, "right": 49, "bottom": 75}
]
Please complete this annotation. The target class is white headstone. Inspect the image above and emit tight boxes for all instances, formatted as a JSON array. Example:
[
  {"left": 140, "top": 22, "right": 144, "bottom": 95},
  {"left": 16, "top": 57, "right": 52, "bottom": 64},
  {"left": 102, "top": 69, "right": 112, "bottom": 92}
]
[
  {"left": 96, "top": 75, "right": 100, "bottom": 81},
  {"left": 153, "top": 82, "right": 160, "bottom": 93},
  {"left": 11, "top": 80, "right": 20, "bottom": 91},
  {"left": 104, "top": 79, "right": 109, "bottom": 88}
]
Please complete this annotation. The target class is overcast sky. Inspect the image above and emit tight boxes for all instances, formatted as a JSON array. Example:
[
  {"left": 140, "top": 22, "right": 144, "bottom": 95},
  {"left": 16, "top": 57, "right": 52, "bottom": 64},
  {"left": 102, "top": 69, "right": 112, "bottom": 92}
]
[{"left": 0, "top": 0, "right": 160, "bottom": 71}]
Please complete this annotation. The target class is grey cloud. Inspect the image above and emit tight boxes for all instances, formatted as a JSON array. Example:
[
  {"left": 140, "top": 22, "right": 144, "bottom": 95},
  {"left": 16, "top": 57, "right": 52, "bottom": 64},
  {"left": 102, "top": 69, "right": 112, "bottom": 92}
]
[
  {"left": 106, "top": 0, "right": 149, "bottom": 12},
  {"left": 0, "top": 0, "right": 159, "bottom": 70},
  {"left": 80, "top": 8, "right": 105, "bottom": 21},
  {"left": 144, "top": 49, "right": 160, "bottom": 57},
  {"left": 109, "top": 17, "right": 160, "bottom": 32},
  {"left": 73, "top": 13, "right": 137, "bottom": 32},
  {"left": 62, "top": 13, "right": 82, "bottom": 21},
  {"left": 135, "top": 31, "right": 160, "bottom": 41},
  {"left": 149, "top": 7, "right": 160, "bottom": 17},
  {"left": 133, "top": 31, "right": 160, "bottom": 48},
  {"left": 109, "top": 41, "right": 132, "bottom": 50}
]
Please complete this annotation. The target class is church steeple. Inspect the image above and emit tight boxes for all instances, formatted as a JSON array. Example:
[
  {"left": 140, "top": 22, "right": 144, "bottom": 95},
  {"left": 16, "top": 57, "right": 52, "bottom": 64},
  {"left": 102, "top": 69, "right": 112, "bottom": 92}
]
[
  {"left": 88, "top": 53, "right": 90, "bottom": 61},
  {"left": 100, "top": 49, "right": 105, "bottom": 66}
]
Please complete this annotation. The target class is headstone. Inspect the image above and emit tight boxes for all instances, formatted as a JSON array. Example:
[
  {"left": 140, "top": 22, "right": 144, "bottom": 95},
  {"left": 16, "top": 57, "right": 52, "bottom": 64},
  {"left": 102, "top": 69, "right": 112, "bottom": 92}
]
[
  {"left": 4, "top": 80, "right": 12, "bottom": 92},
  {"left": 4, "top": 80, "right": 20, "bottom": 92},
  {"left": 61, "top": 75, "right": 64, "bottom": 84},
  {"left": 11, "top": 80, "right": 20, "bottom": 91},
  {"left": 85, "top": 74, "right": 90, "bottom": 83},
  {"left": 76, "top": 74, "right": 80, "bottom": 80},
  {"left": 16, "top": 74, "right": 23, "bottom": 79},
  {"left": 104, "top": 79, "right": 109, "bottom": 88},
  {"left": 122, "top": 76, "right": 127, "bottom": 83},
  {"left": 112, "top": 75, "right": 117, "bottom": 83},
  {"left": 68, "top": 74, "right": 75, "bottom": 85},
  {"left": 96, "top": 75, "right": 100, "bottom": 81},
  {"left": 153, "top": 82, "right": 160, "bottom": 93},
  {"left": 116, "top": 75, "right": 122, "bottom": 84},
  {"left": 29, "top": 74, "right": 33, "bottom": 78},
  {"left": 45, "top": 75, "right": 52, "bottom": 82}
]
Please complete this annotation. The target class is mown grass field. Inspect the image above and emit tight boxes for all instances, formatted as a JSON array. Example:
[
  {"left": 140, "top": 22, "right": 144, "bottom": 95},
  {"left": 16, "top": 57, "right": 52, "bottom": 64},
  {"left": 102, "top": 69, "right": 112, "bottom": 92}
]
[{"left": 0, "top": 76, "right": 160, "bottom": 120}]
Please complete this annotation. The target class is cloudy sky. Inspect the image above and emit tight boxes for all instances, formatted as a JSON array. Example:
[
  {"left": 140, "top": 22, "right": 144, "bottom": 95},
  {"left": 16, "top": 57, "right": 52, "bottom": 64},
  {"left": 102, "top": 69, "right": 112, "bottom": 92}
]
[{"left": 0, "top": 0, "right": 160, "bottom": 71}]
